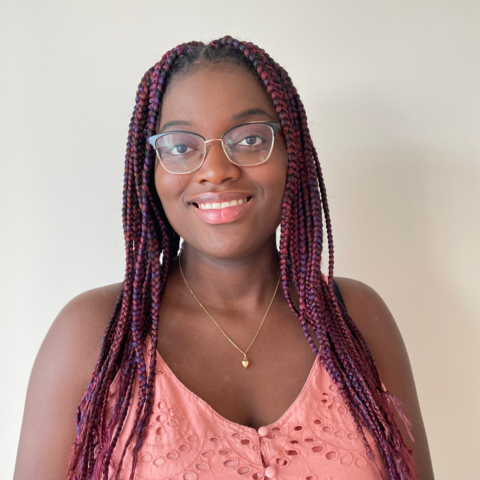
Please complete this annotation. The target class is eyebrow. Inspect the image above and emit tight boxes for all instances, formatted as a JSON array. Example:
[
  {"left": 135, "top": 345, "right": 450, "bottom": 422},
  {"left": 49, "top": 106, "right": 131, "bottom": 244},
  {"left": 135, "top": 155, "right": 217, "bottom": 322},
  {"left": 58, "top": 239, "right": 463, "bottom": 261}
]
[
  {"left": 159, "top": 120, "right": 191, "bottom": 133},
  {"left": 232, "top": 108, "right": 276, "bottom": 122},
  {"left": 158, "top": 108, "right": 276, "bottom": 133}
]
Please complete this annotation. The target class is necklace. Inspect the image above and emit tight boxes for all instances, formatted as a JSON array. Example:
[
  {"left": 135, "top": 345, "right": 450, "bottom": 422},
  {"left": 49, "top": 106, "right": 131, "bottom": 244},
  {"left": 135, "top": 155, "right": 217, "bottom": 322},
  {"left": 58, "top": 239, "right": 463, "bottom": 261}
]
[{"left": 178, "top": 254, "right": 280, "bottom": 369}]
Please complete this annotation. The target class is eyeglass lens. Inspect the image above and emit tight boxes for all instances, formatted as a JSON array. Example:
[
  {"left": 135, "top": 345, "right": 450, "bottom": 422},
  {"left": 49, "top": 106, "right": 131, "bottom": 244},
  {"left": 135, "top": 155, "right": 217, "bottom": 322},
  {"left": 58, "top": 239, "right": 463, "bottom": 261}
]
[{"left": 154, "top": 123, "right": 275, "bottom": 174}]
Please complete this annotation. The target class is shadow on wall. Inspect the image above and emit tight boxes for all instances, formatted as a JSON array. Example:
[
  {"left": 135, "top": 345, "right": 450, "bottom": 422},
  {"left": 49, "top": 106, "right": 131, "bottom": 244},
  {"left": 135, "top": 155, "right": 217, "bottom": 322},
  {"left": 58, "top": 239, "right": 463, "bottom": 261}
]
[{"left": 327, "top": 144, "right": 480, "bottom": 474}]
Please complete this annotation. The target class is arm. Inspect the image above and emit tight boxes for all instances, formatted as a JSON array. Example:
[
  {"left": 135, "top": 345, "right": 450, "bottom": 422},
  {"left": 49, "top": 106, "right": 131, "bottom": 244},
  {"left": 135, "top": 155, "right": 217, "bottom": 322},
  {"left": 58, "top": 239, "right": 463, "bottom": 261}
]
[
  {"left": 334, "top": 277, "right": 435, "bottom": 480},
  {"left": 13, "top": 283, "right": 122, "bottom": 480}
]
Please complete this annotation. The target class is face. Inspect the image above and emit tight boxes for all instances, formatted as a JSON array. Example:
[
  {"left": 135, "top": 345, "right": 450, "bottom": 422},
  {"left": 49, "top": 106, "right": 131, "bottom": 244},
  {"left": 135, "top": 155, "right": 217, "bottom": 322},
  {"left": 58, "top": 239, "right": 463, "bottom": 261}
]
[{"left": 154, "top": 64, "right": 288, "bottom": 260}]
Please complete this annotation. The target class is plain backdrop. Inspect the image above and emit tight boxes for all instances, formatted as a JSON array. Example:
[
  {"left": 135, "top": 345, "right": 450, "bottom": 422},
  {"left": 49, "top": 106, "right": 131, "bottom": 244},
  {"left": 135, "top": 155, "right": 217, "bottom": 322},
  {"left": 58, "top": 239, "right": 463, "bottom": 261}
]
[{"left": 1, "top": 1, "right": 479, "bottom": 478}]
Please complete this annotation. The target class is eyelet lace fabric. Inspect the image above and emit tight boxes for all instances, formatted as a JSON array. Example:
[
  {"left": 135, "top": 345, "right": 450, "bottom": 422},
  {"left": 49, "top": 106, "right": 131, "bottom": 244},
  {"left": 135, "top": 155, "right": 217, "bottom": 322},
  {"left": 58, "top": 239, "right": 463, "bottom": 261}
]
[{"left": 105, "top": 336, "right": 388, "bottom": 480}]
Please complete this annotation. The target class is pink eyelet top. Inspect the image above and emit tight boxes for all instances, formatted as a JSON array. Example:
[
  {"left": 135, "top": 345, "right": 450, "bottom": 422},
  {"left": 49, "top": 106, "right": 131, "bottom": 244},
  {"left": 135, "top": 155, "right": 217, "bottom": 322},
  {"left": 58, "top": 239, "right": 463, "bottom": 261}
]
[{"left": 105, "top": 335, "right": 388, "bottom": 480}]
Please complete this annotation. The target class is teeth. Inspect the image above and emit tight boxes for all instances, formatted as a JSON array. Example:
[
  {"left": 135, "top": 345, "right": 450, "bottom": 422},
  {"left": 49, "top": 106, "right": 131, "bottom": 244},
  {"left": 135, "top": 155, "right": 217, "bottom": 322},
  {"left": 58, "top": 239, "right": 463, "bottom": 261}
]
[{"left": 198, "top": 198, "right": 248, "bottom": 210}]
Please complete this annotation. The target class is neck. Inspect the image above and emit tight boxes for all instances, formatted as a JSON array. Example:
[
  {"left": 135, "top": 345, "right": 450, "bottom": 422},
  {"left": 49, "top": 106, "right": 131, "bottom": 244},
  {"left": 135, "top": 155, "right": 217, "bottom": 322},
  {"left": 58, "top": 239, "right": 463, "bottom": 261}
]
[{"left": 176, "top": 235, "right": 282, "bottom": 312}]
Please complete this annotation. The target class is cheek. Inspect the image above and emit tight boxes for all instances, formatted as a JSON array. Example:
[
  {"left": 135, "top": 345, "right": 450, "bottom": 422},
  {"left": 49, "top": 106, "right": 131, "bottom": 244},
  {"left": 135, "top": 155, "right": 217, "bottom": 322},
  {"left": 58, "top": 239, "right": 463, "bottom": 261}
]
[
  {"left": 267, "top": 168, "right": 287, "bottom": 203},
  {"left": 266, "top": 144, "right": 288, "bottom": 203},
  {"left": 250, "top": 159, "right": 287, "bottom": 223},
  {"left": 154, "top": 164, "right": 187, "bottom": 222}
]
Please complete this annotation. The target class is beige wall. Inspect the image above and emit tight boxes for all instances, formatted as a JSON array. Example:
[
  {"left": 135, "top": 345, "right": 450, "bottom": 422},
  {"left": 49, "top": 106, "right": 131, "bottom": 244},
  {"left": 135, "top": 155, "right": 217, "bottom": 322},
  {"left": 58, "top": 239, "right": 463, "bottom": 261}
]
[{"left": 1, "top": 1, "right": 479, "bottom": 478}]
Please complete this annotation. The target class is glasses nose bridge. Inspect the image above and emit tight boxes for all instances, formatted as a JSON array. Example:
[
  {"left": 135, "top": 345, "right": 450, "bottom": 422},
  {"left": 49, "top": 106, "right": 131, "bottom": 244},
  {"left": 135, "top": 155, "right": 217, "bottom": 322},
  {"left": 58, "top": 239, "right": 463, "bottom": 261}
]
[
  {"left": 203, "top": 137, "right": 229, "bottom": 159},
  {"left": 204, "top": 138, "right": 224, "bottom": 150}
]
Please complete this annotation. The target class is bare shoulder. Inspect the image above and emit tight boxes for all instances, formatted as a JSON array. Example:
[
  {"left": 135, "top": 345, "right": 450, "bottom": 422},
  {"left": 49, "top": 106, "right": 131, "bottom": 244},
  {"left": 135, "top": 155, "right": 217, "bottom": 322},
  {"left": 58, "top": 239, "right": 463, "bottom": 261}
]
[
  {"left": 44, "top": 283, "right": 124, "bottom": 375},
  {"left": 333, "top": 276, "right": 412, "bottom": 402},
  {"left": 14, "top": 283, "right": 123, "bottom": 480},
  {"left": 333, "top": 277, "right": 405, "bottom": 371},
  {"left": 333, "top": 277, "right": 435, "bottom": 479}
]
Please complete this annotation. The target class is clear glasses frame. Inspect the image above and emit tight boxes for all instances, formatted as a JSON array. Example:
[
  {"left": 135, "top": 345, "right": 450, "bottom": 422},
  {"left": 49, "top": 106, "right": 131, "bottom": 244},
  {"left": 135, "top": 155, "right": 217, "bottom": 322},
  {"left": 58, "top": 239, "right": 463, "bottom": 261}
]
[{"left": 148, "top": 121, "right": 281, "bottom": 175}]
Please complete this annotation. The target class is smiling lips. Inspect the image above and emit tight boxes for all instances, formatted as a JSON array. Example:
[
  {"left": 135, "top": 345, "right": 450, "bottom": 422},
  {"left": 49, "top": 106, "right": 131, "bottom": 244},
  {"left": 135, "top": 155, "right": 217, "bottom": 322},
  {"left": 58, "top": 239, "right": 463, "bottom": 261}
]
[
  {"left": 197, "top": 197, "right": 248, "bottom": 210},
  {"left": 190, "top": 195, "right": 253, "bottom": 224}
]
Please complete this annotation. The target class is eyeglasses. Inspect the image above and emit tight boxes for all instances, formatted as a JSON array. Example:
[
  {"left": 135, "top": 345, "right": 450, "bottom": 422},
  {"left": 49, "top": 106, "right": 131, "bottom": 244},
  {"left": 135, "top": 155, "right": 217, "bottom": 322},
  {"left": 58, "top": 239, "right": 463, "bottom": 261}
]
[{"left": 148, "top": 121, "right": 281, "bottom": 174}]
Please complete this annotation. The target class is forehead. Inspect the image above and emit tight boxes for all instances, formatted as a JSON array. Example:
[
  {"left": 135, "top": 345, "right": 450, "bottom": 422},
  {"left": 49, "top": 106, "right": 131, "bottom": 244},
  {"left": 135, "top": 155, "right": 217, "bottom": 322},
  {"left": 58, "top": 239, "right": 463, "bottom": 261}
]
[{"left": 157, "top": 65, "right": 277, "bottom": 134}]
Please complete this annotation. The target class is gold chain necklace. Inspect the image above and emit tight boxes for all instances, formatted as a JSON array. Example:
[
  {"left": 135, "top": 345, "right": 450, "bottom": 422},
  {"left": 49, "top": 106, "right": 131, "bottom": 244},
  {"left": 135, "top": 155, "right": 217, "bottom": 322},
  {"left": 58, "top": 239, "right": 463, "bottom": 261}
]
[{"left": 178, "top": 254, "right": 280, "bottom": 369}]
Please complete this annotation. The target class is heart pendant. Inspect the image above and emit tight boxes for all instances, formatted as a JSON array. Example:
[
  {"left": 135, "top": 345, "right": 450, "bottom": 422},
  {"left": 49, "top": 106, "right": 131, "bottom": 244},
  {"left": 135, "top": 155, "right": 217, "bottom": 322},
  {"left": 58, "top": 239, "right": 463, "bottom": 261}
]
[{"left": 242, "top": 360, "right": 250, "bottom": 369}]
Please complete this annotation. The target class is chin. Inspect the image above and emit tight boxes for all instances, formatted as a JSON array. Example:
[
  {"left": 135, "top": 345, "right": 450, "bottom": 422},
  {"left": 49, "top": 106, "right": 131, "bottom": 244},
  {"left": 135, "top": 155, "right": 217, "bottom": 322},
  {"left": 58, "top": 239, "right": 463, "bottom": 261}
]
[
  {"left": 172, "top": 215, "right": 281, "bottom": 261},
  {"left": 195, "top": 242, "right": 256, "bottom": 260}
]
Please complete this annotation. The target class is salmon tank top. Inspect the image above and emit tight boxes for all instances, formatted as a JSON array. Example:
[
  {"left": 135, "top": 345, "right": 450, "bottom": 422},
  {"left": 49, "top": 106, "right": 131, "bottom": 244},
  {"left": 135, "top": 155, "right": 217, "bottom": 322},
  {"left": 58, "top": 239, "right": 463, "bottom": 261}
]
[{"left": 104, "top": 334, "right": 388, "bottom": 480}]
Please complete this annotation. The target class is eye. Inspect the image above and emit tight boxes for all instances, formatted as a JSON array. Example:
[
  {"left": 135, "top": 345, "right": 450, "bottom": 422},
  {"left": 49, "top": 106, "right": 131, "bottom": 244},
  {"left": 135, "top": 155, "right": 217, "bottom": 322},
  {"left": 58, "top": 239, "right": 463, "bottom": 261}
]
[
  {"left": 168, "top": 144, "right": 193, "bottom": 156},
  {"left": 156, "top": 132, "right": 203, "bottom": 165},
  {"left": 236, "top": 135, "right": 266, "bottom": 147}
]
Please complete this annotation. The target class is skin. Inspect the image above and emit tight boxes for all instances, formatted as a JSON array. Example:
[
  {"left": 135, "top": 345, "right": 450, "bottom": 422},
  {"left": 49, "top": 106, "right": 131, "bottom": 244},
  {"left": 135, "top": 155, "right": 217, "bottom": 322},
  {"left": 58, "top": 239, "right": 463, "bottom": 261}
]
[{"left": 14, "top": 64, "right": 434, "bottom": 480}]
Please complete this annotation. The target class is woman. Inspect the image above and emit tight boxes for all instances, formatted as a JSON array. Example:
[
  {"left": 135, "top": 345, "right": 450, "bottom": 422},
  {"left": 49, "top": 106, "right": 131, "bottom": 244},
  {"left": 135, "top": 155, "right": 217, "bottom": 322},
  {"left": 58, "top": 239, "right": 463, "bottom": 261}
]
[{"left": 14, "top": 37, "right": 434, "bottom": 480}]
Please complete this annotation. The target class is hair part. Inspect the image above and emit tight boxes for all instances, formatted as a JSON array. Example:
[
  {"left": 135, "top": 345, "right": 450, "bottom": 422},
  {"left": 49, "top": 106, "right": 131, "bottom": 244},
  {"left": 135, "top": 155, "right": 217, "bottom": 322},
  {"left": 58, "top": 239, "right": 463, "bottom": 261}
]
[
  {"left": 67, "top": 36, "right": 417, "bottom": 480},
  {"left": 166, "top": 42, "right": 262, "bottom": 87}
]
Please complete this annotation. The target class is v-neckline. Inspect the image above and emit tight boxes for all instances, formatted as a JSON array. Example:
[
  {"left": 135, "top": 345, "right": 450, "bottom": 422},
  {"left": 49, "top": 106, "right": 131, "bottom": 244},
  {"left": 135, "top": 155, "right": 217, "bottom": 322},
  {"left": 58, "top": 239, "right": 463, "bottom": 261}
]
[{"left": 148, "top": 335, "right": 319, "bottom": 434}]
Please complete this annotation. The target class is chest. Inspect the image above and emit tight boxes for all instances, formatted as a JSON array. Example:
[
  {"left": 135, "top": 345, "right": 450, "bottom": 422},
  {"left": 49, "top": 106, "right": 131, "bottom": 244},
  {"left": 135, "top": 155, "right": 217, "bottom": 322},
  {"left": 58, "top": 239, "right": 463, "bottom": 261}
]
[
  {"left": 155, "top": 300, "right": 319, "bottom": 430},
  {"left": 106, "top": 330, "right": 387, "bottom": 480}
]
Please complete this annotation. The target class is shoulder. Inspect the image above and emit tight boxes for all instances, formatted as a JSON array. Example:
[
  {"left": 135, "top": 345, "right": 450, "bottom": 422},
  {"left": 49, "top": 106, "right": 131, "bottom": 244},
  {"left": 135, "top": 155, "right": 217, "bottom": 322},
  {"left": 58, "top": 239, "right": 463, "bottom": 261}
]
[
  {"left": 333, "top": 277, "right": 435, "bottom": 478},
  {"left": 14, "top": 283, "right": 123, "bottom": 480},
  {"left": 40, "top": 282, "right": 123, "bottom": 380},
  {"left": 333, "top": 276, "right": 406, "bottom": 373}
]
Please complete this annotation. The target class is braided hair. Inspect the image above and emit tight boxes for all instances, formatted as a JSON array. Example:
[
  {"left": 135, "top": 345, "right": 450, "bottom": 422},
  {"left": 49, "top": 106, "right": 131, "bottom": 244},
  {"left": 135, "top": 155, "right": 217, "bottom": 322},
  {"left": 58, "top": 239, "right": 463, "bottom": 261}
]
[{"left": 67, "top": 36, "right": 416, "bottom": 480}]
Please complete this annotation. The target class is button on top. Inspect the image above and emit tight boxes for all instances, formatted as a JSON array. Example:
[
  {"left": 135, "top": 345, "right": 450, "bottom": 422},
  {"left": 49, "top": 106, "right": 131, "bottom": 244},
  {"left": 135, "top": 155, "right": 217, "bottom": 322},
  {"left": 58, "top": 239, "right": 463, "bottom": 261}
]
[
  {"left": 258, "top": 426, "right": 269, "bottom": 436},
  {"left": 265, "top": 465, "right": 277, "bottom": 478}
]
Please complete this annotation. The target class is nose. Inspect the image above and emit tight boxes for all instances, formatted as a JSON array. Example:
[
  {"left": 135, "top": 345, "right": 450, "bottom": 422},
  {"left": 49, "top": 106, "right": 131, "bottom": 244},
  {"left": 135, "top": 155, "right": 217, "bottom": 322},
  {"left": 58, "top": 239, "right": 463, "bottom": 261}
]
[{"left": 194, "top": 139, "right": 241, "bottom": 185}]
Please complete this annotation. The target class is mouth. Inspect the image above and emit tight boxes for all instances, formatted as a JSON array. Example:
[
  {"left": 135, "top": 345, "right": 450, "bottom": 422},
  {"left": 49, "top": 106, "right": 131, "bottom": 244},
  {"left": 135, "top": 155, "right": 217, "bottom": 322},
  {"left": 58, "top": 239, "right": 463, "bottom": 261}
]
[
  {"left": 189, "top": 195, "right": 254, "bottom": 225},
  {"left": 192, "top": 196, "right": 252, "bottom": 210}
]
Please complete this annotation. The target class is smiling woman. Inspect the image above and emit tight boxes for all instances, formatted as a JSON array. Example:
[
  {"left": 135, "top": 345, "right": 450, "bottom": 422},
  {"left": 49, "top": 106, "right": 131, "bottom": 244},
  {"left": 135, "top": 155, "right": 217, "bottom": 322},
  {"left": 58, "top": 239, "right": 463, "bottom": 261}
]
[{"left": 14, "top": 37, "right": 434, "bottom": 480}]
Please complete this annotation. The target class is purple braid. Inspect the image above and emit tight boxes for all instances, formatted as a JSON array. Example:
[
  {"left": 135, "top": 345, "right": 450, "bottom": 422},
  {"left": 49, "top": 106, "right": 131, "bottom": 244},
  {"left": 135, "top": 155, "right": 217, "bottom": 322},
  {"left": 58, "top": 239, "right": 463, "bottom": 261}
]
[{"left": 67, "top": 37, "right": 416, "bottom": 480}]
